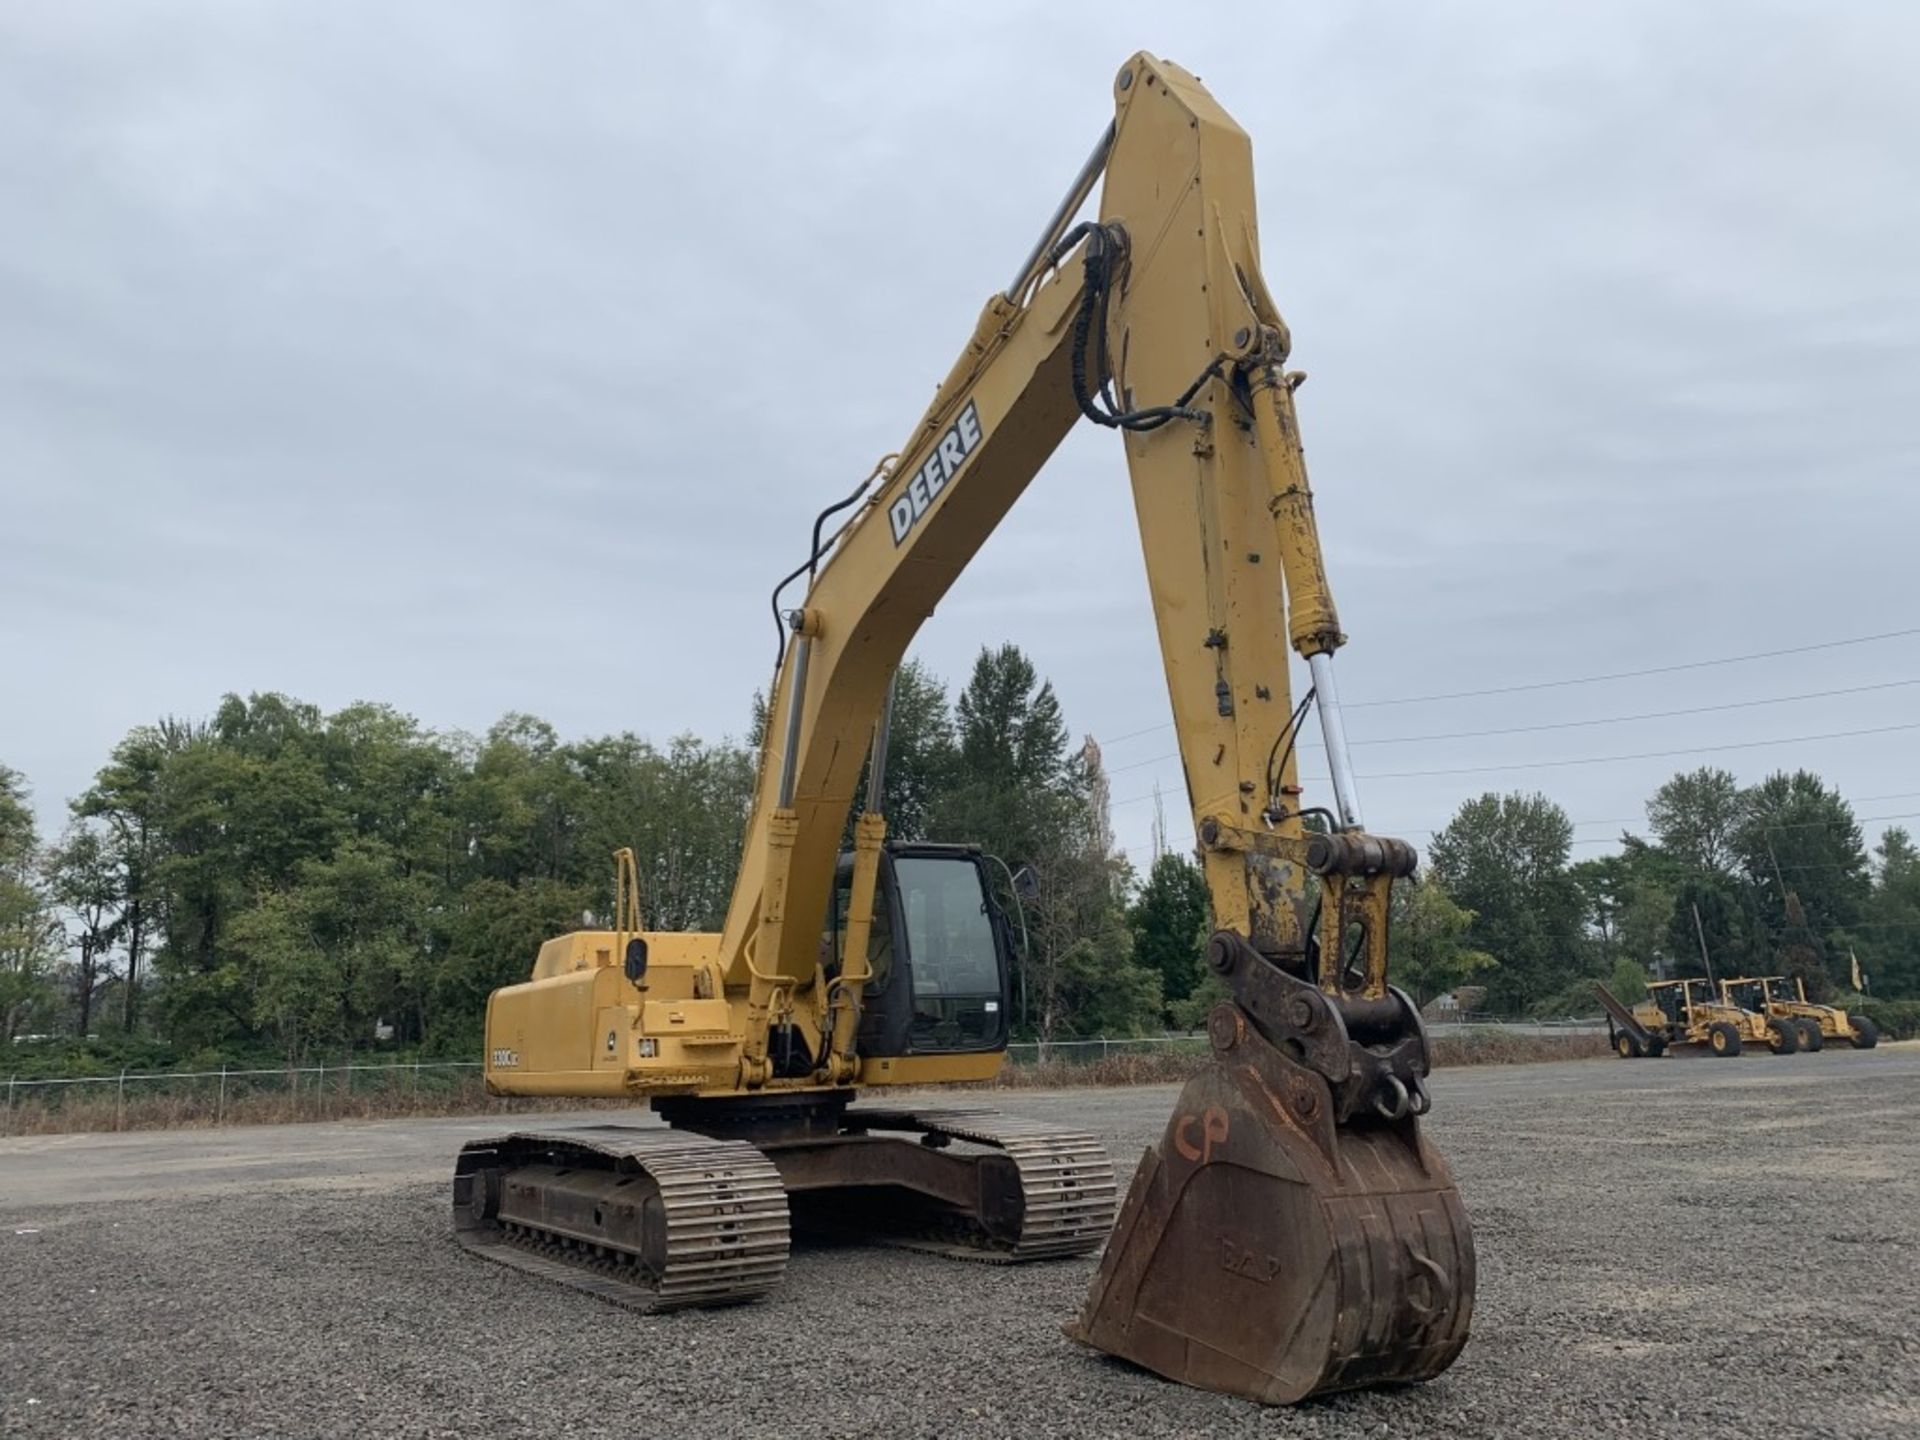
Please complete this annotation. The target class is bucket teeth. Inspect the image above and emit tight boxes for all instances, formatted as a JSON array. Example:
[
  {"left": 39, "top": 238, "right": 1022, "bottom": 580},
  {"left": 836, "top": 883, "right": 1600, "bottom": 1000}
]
[{"left": 1066, "top": 1033, "right": 1475, "bottom": 1404}]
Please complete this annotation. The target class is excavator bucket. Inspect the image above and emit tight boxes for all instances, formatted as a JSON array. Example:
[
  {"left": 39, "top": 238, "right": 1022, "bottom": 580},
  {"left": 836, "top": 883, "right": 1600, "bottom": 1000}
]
[{"left": 1067, "top": 935, "right": 1475, "bottom": 1404}]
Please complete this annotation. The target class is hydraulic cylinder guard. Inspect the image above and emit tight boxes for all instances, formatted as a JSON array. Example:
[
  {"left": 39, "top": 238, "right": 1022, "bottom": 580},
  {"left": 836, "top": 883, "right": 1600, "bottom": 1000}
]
[{"left": 1065, "top": 1021, "right": 1474, "bottom": 1403}]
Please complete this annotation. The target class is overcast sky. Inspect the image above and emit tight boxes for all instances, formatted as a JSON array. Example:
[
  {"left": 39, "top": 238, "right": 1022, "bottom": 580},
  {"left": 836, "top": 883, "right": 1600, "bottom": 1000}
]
[{"left": 4, "top": 1, "right": 1917, "bottom": 869}]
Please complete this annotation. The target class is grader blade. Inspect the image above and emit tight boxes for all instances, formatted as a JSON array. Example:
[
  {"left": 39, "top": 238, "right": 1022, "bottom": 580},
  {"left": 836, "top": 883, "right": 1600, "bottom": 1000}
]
[{"left": 1067, "top": 933, "right": 1475, "bottom": 1404}]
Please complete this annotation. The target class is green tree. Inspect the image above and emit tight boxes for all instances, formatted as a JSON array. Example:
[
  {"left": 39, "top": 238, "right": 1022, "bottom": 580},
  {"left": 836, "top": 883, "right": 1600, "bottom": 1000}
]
[
  {"left": 1645, "top": 767, "right": 1744, "bottom": 874},
  {"left": 1570, "top": 840, "right": 1682, "bottom": 977},
  {"left": 1388, "top": 875, "right": 1496, "bottom": 1006},
  {"left": 1024, "top": 810, "right": 1157, "bottom": 1043},
  {"left": 933, "top": 645, "right": 1071, "bottom": 868},
  {"left": 142, "top": 697, "right": 348, "bottom": 1047},
  {"left": 956, "top": 645, "right": 1067, "bottom": 790},
  {"left": 72, "top": 725, "right": 172, "bottom": 1032},
  {"left": 966, "top": 714, "right": 1160, "bottom": 1045},
  {"left": 1665, "top": 871, "right": 1768, "bottom": 984},
  {"left": 459, "top": 713, "right": 589, "bottom": 885},
  {"left": 1858, "top": 827, "right": 1920, "bottom": 998},
  {"left": 44, "top": 648, "right": 1177, "bottom": 1058},
  {"left": 569, "top": 732, "right": 756, "bottom": 931},
  {"left": 1428, "top": 792, "right": 1581, "bottom": 1010},
  {"left": 428, "top": 876, "right": 594, "bottom": 1053},
  {"left": 1733, "top": 770, "right": 1868, "bottom": 993},
  {"left": 1128, "top": 853, "right": 1211, "bottom": 1018},
  {"left": 321, "top": 702, "right": 457, "bottom": 871},
  {"left": 850, "top": 659, "right": 955, "bottom": 841},
  {"left": 1607, "top": 955, "right": 1651, "bottom": 1004},
  {"left": 231, "top": 840, "right": 425, "bottom": 1064},
  {"left": 44, "top": 824, "right": 125, "bottom": 1037},
  {"left": 0, "top": 764, "right": 62, "bottom": 1041}
]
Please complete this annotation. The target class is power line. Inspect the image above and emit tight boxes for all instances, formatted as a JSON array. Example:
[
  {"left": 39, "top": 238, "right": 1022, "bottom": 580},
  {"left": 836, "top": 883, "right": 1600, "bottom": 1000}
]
[
  {"left": 1143, "top": 812, "right": 1918, "bottom": 862},
  {"left": 1353, "top": 679, "right": 1920, "bottom": 746},
  {"left": 1347, "top": 628, "right": 1920, "bottom": 710},
  {"left": 1132, "top": 809, "right": 1914, "bottom": 862},
  {"left": 1120, "top": 783, "right": 1920, "bottom": 850},
  {"left": 1363, "top": 722, "right": 1920, "bottom": 782},
  {"left": 1100, "top": 677, "right": 1920, "bottom": 776},
  {"left": 1392, "top": 810, "right": 1918, "bottom": 842},
  {"left": 1097, "top": 625, "right": 1920, "bottom": 746},
  {"left": 1108, "top": 721, "right": 1920, "bottom": 805}
]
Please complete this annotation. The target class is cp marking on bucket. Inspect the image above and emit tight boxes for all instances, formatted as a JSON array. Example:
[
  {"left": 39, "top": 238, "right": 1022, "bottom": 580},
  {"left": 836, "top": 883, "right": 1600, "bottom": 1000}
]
[{"left": 1173, "top": 1106, "right": 1230, "bottom": 1165}]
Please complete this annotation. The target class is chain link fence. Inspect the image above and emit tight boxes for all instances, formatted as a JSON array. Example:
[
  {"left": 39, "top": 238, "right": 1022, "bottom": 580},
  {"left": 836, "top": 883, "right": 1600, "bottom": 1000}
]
[
  {"left": 1, "top": 1059, "right": 487, "bottom": 1136},
  {"left": 1006, "top": 1018, "right": 1602, "bottom": 1065},
  {"left": 1005, "top": 1035, "right": 1211, "bottom": 1067},
  {"left": 4, "top": 1021, "right": 1606, "bottom": 1135},
  {"left": 0, "top": 1045, "right": 1164, "bottom": 1131}
]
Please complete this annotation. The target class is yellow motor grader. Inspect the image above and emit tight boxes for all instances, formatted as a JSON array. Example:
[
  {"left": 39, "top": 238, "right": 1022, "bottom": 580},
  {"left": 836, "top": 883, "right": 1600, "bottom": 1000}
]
[
  {"left": 1595, "top": 977, "right": 1800, "bottom": 1057},
  {"left": 1720, "top": 976, "right": 1879, "bottom": 1051}
]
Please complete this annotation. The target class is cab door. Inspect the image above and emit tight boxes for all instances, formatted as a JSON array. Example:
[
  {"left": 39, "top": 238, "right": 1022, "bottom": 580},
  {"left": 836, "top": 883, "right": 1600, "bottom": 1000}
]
[{"left": 823, "top": 843, "right": 1012, "bottom": 1058}]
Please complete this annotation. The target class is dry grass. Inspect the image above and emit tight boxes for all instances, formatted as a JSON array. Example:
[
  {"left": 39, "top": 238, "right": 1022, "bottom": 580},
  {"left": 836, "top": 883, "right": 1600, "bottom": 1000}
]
[
  {"left": 2, "top": 1029, "right": 1608, "bottom": 1137},
  {"left": 989, "top": 1027, "right": 1607, "bottom": 1090},
  {"left": 1430, "top": 1027, "right": 1610, "bottom": 1067},
  {"left": 0, "top": 1074, "right": 631, "bottom": 1138},
  {"left": 990, "top": 1049, "right": 1207, "bottom": 1089}
]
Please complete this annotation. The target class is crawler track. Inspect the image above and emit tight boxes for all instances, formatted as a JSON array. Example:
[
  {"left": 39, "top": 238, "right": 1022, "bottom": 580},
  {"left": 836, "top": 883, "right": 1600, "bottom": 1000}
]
[
  {"left": 849, "top": 1107, "right": 1120, "bottom": 1259},
  {"left": 453, "top": 1127, "right": 790, "bottom": 1310}
]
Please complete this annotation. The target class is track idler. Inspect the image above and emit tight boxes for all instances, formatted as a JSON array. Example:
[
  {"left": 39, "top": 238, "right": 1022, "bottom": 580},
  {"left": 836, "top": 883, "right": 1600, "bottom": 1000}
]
[{"left": 1067, "top": 931, "right": 1474, "bottom": 1404}]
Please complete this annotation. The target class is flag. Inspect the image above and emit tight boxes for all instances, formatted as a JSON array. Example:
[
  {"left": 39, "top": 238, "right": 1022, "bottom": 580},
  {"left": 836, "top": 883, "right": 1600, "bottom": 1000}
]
[{"left": 1850, "top": 949, "right": 1866, "bottom": 994}]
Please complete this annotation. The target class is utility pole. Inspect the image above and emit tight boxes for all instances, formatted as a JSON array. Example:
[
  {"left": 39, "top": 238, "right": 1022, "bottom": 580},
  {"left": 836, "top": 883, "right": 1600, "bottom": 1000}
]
[
  {"left": 1763, "top": 833, "right": 1790, "bottom": 899},
  {"left": 1690, "top": 901, "right": 1717, "bottom": 986}
]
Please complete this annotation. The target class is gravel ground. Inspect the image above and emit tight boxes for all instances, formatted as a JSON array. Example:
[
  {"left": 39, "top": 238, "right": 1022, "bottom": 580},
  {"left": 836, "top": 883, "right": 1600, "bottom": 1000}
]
[{"left": 3, "top": 1048, "right": 1917, "bottom": 1439}]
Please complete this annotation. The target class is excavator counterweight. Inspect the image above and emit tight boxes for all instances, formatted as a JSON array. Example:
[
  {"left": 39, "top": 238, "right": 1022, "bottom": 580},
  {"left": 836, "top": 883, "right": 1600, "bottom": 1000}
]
[{"left": 456, "top": 51, "right": 1475, "bottom": 1407}]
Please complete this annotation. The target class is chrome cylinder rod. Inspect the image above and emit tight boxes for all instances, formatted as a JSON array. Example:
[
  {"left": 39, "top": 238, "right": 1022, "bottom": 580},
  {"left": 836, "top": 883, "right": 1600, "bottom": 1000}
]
[
  {"left": 1307, "top": 651, "right": 1364, "bottom": 831},
  {"left": 1003, "top": 122, "right": 1117, "bottom": 302},
  {"left": 776, "top": 631, "right": 812, "bottom": 809},
  {"left": 866, "top": 673, "right": 896, "bottom": 815}
]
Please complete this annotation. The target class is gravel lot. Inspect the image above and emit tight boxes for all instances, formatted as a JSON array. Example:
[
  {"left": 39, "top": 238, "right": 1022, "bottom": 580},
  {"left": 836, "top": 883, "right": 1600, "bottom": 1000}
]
[{"left": 3, "top": 1048, "right": 1917, "bottom": 1439}]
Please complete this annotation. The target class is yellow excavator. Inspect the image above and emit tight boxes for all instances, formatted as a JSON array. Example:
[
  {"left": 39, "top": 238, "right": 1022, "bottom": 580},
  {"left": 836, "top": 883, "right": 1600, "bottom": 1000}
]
[{"left": 453, "top": 53, "right": 1474, "bottom": 1406}]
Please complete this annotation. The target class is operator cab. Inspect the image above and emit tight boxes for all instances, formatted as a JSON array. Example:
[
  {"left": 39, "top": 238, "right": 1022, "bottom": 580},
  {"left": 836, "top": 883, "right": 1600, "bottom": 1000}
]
[{"left": 823, "top": 842, "right": 1014, "bottom": 1057}]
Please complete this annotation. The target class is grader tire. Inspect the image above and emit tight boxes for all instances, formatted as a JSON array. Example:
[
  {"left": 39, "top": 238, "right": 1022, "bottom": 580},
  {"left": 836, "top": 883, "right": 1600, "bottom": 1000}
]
[
  {"left": 1645, "top": 1035, "right": 1667, "bottom": 1057},
  {"left": 1797, "top": 1020, "right": 1823, "bottom": 1052},
  {"left": 1850, "top": 1016, "right": 1880, "bottom": 1050},
  {"left": 1767, "top": 1019, "right": 1799, "bottom": 1056},
  {"left": 1708, "top": 1022, "right": 1742, "bottom": 1057},
  {"left": 1615, "top": 1031, "right": 1642, "bottom": 1060}
]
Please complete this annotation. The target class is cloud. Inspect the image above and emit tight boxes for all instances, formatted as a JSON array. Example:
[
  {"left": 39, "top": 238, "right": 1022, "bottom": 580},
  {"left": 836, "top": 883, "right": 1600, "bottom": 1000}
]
[{"left": 2, "top": 1, "right": 1916, "bottom": 865}]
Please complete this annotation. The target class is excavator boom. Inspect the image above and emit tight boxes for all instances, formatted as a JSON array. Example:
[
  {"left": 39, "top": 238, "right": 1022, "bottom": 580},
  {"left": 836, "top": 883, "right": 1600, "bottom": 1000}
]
[{"left": 459, "top": 52, "right": 1474, "bottom": 1407}]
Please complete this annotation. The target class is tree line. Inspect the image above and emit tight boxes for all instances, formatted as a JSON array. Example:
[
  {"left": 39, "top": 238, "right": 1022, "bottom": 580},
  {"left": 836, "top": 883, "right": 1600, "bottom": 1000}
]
[
  {"left": 5, "top": 655, "right": 1915, "bottom": 1067},
  {"left": 0, "top": 645, "right": 1165, "bottom": 1064},
  {"left": 1408, "top": 768, "right": 1918, "bottom": 1013}
]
